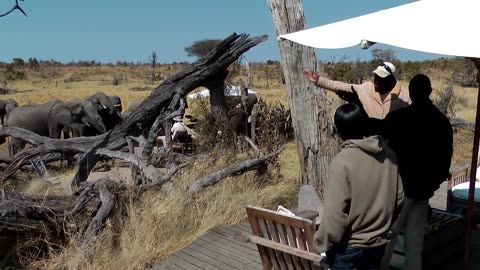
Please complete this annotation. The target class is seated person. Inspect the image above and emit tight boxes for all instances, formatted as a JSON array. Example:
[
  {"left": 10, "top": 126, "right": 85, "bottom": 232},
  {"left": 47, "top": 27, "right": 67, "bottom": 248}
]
[
  {"left": 312, "top": 103, "right": 404, "bottom": 270},
  {"left": 157, "top": 116, "right": 188, "bottom": 146}
]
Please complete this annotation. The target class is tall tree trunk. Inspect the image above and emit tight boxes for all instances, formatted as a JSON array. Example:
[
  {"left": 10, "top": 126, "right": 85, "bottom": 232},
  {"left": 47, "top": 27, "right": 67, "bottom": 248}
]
[
  {"left": 267, "top": 0, "right": 334, "bottom": 187},
  {"left": 206, "top": 71, "right": 229, "bottom": 122}
]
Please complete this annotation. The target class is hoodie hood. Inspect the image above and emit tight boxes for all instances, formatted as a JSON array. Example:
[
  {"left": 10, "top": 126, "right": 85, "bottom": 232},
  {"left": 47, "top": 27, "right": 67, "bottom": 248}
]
[{"left": 341, "top": 135, "right": 383, "bottom": 155}]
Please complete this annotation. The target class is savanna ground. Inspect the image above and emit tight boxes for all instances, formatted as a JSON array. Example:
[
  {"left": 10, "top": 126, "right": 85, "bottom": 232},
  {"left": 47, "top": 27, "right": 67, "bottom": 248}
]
[{"left": 0, "top": 60, "right": 476, "bottom": 269}]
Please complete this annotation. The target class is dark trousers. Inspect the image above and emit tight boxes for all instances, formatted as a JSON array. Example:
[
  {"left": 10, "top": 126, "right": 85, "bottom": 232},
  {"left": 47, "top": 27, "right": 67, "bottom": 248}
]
[{"left": 326, "top": 245, "right": 386, "bottom": 270}]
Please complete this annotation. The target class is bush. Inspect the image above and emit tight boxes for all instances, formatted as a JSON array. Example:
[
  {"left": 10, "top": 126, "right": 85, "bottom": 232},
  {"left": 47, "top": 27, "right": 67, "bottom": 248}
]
[
  {"left": 433, "top": 85, "right": 457, "bottom": 117},
  {"left": 254, "top": 98, "right": 294, "bottom": 153},
  {"left": 3, "top": 63, "right": 26, "bottom": 81}
]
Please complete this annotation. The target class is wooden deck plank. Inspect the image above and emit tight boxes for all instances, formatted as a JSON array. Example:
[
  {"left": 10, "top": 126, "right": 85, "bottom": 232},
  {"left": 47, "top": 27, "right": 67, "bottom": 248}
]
[
  {"left": 168, "top": 254, "right": 204, "bottom": 270},
  {"left": 200, "top": 232, "right": 260, "bottom": 257},
  {"left": 226, "top": 223, "right": 252, "bottom": 236},
  {"left": 210, "top": 228, "right": 259, "bottom": 250},
  {"left": 180, "top": 246, "right": 233, "bottom": 270},
  {"left": 151, "top": 261, "right": 184, "bottom": 270},
  {"left": 184, "top": 242, "right": 248, "bottom": 269},
  {"left": 196, "top": 237, "right": 262, "bottom": 264},
  {"left": 213, "top": 227, "right": 258, "bottom": 249},
  {"left": 192, "top": 241, "right": 253, "bottom": 264},
  {"left": 231, "top": 222, "right": 252, "bottom": 233},
  {"left": 187, "top": 241, "right": 258, "bottom": 270},
  {"left": 193, "top": 238, "right": 260, "bottom": 264}
]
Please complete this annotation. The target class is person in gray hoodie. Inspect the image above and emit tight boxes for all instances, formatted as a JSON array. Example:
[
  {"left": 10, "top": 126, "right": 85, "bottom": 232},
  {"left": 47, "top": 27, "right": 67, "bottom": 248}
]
[{"left": 313, "top": 103, "right": 404, "bottom": 270}]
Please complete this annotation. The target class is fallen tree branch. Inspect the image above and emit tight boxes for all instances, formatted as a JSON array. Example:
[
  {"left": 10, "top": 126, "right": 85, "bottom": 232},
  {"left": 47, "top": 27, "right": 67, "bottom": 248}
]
[
  {"left": 144, "top": 162, "right": 190, "bottom": 190},
  {"left": 82, "top": 178, "right": 115, "bottom": 243},
  {"left": 187, "top": 145, "right": 286, "bottom": 194},
  {"left": 0, "top": 0, "right": 27, "bottom": 17},
  {"left": 143, "top": 95, "right": 185, "bottom": 162},
  {"left": 96, "top": 148, "right": 164, "bottom": 183},
  {"left": 449, "top": 116, "right": 475, "bottom": 131}
]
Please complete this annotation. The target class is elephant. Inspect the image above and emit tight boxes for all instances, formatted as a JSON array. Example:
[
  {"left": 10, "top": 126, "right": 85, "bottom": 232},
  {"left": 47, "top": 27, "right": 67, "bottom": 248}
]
[
  {"left": 71, "top": 94, "right": 123, "bottom": 137},
  {"left": 86, "top": 92, "right": 117, "bottom": 116},
  {"left": 85, "top": 92, "right": 122, "bottom": 132},
  {"left": 6, "top": 101, "right": 105, "bottom": 155},
  {"left": 228, "top": 93, "right": 258, "bottom": 115},
  {"left": 0, "top": 99, "right": 18, "bottom": 126},
  {"left": 109, "top": 95, "right": 122, "bottom": 114},
  {"left": 68, "top": 99, "right": 108, "bottom": 137},
  {"left": 102, "top": 95, "right": 123, "bottom": 130}
]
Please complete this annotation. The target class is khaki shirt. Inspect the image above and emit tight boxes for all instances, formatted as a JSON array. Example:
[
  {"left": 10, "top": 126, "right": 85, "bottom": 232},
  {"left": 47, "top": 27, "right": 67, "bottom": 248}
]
[{"left": 316, "top": 77, "right": 411, "bottom": 119}]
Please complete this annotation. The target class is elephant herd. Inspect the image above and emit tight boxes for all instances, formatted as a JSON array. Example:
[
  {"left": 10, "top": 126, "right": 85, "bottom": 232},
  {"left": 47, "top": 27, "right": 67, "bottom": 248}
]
[{"left": 0, "top": 92, "right": 127, "bottom": 156}]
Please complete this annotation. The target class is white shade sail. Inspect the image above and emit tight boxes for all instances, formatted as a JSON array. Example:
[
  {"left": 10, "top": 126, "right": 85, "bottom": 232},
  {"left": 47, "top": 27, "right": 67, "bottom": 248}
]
[{"left": 278, "top": 0, "right": 480, "bottom": 59}]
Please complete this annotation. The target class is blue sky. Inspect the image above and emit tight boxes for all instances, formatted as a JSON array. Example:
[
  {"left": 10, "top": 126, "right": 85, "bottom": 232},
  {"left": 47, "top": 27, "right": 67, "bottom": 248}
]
[{"left": 0, "top": 0, "right": 447, "bottom": 64}]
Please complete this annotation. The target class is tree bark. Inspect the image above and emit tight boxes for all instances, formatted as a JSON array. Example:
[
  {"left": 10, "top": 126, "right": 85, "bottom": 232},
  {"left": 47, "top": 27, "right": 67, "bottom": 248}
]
[
  {"left": 206, "top": 70, "right": 229, "bottom": 122},
  {"left": 267, "top": 0, "right": 334, "bottom": 187}
]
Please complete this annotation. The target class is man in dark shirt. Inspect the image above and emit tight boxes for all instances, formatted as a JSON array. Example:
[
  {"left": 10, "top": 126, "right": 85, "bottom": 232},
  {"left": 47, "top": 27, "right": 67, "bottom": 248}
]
[{"left": 379, "top": 74, "right": 453, "bottom": 270}]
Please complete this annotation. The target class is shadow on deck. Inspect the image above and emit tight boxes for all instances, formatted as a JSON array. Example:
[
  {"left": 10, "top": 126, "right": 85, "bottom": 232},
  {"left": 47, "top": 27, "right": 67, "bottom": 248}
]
[{"left": 153, "top": 222, "right": 480, "bottom": 270}]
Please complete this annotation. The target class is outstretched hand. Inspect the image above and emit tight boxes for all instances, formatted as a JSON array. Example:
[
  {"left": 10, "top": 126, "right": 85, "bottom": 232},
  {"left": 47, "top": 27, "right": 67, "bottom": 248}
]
[{"left": 303, "top": 71, "right": 319, "bottom": 84}]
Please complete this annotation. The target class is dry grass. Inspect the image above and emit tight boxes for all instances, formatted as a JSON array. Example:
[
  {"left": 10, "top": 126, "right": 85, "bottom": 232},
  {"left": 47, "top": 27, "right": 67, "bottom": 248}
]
[
  {"left": 3, "top": 64, "right": 476, "bottom": 269},
  {"left": 28, "top": 144, "right": 300, "bottom": 270}
]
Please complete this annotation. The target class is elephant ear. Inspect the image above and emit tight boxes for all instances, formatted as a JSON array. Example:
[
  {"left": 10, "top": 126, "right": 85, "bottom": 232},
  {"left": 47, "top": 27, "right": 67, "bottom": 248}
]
[
  {"left": 71, "top": 103, "right": 84, "bottom": 118},
  {"left": 5, "top": 103, "right": 17, "bottom": 114}
]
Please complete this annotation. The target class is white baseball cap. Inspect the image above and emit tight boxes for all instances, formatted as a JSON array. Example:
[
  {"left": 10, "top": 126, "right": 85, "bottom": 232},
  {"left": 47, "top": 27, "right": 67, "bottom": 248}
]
[{"left": 373, "top": 62, "right": 396, "bottom": 78}]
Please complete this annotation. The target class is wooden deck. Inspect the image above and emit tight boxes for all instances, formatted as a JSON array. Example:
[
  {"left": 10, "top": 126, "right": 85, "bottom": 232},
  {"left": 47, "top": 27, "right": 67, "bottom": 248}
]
[
  {"left": 152, "top": 221, "right": 480, "bottom": 270},
  {"left": 429, "top": 180, "right": 449, "bottom": 211},
  {"left": 152, "top": 223, "right": 262, "bottom": 270}
]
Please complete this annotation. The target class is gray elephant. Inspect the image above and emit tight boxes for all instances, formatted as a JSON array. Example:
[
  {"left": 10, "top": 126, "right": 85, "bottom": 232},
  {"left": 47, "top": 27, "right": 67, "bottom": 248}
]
[
  {"left": 103, "top": 95, "right": 122, "bottom": 130},
  {"left": 109, "top": 95, "right": 122, "bottom": 114},
  {"left": 69, "top": 99, "right": 108, "bottom": 137},
  {"left": 0, "top": 99, "right": 18, "bottom": 126},
  {"left": 71, "top": 94, "right": 123, "bottom": 137},
  {"left": 6, "top": 101, "right": 105, "bottom": 155},
  {"left": 87, "top": 92, "right": 122, "bottom": 131},
  {"left": 228, "top": 93, "right": 258, "bottom": 115}
]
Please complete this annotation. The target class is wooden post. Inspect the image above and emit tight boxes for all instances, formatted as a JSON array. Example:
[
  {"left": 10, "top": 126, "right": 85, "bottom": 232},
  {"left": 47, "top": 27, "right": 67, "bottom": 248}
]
[
  {"left": 463, "top": 58, "right": 480, "bottom": 270},
  {"left": 267, "top": 0, "right": 334, "bottom": 187},
  {"left": 251, "top": 103, "right": 260, "bottom": 145}
]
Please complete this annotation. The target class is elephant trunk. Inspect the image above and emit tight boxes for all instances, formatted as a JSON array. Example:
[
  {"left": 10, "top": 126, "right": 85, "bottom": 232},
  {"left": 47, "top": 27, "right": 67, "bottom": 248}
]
[{"left": 83, "top": 115, "right": 107, "bottom": 134}]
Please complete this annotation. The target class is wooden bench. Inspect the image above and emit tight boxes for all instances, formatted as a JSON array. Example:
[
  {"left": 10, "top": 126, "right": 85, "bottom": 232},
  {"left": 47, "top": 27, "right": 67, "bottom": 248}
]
[{"left": 245, "top": 205, "right": 325, "bottom": 270}]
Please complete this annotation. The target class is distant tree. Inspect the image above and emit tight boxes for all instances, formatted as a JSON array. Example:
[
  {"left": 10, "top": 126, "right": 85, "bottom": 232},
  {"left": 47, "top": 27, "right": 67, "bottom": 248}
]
[
  {"left": 27, "top": 57, "right": 39, "bottom": 70},
  {"left": 148, "top": 51, "right": 157, "bottom": 81},
  {"left": 451, "top": 57, "right": 477, "bottom": 87},
  {"left": 185, "top": 39, "right": 222, "bottom": 59},
  {"left": 149, "top": 51, "right": 157, "bottom": 73},
  {"left": 371, "top": 48, "right": 398, "bottom": 62},
  {"left": 12, "top": 57, "right": 25, "bottom": 68},
  {"left": 434, "top": 85, "right": 457, "bottom": 117}
]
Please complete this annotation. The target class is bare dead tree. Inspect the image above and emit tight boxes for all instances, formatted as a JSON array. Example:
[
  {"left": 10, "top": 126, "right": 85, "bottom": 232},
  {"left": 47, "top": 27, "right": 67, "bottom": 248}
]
[
  {"left": 0, "top": 33, "right": 268, "bottom": 188},
  {"left": 267, "top": 0, "right": 335, "bottom": 187},
  {"left": 148, "top": 51, "right": 158, "bottom": 81},
  {"left": 0, "top": 0, "right": 27, "bottom": 17}
]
